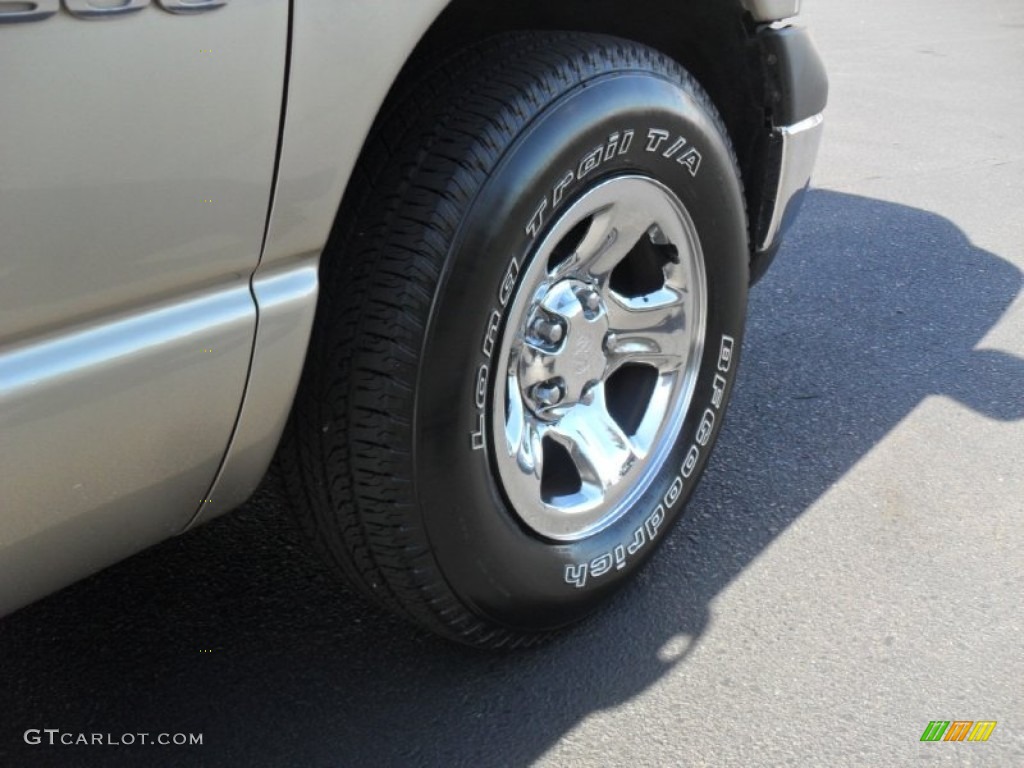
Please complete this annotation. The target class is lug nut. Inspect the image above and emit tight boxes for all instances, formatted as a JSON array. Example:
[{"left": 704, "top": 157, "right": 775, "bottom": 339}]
[
  {"left": 532, "top": 380, "right": 564, "bottom": 407},
  {"left": 581, "top": 288, "right": 602, "bottom": 313},
  {"left": 531, "top": 317, "right": 564, "bottom": 344}
]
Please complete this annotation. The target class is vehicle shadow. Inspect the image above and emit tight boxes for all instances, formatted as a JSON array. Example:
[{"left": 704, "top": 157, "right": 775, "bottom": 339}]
[{"left": 1, "top": 190, "right": 1021, "bottom": 768}]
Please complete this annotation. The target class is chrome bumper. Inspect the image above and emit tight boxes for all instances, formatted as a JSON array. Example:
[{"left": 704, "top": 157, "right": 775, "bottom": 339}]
[
  {"left": 747, "top": 18, "right": 827, "bottom": 282},
  {"left": 758, "top": 113, "right": 824, "bottom": 254}
]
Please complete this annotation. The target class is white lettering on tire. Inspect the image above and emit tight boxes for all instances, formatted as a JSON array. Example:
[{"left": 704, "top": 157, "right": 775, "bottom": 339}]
[
  {"left": 644, "top": 127, "right": 702, "bottom": 177},
  {"left": 564, "top": 333, "right": 733, "bottom": 587},
  {"left": 475, "top": 127, "right": 640, "bottom": 447}
]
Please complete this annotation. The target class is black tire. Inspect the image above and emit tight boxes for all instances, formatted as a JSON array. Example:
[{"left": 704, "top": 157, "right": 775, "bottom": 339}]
[{"left": 279, "top": 32, "right": 749, "bottom": 648}]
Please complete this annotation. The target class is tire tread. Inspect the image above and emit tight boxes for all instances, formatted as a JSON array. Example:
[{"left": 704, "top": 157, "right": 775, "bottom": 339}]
[{"left": 277, "top": 32, "right": 741, "bottom": 648}]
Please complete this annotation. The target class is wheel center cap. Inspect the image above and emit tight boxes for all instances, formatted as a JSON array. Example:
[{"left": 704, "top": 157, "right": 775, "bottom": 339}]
[{"left": 519, "top": 279, "right": 610, "bottom": 417}]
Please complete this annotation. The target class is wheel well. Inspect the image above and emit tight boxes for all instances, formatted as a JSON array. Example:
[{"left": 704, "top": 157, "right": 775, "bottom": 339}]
[{"left": 389, "top": 0, "right": 770, "bottom": 232}]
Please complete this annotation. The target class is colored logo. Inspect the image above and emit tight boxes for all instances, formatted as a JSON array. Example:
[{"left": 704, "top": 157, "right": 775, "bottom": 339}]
[{"left": 920, "top": 721, "right": 997, "bottom": 742}]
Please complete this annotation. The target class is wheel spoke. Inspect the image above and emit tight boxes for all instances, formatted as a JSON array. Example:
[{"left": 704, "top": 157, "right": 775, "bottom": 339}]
[
  {"left": 547, "top": 384, "right": 638, "bottom": 494},
  {"left": 552, "top": 203, "right": 655, "bottom": 281},
  {"left": 504, "top": 385, "right": 547, "bottom": 501},
  {"left": 604, "top": 290, "right": 689, "bottom": 374},
  {"left": 517, "top": 418, "right": 546, "bottom": 500}
]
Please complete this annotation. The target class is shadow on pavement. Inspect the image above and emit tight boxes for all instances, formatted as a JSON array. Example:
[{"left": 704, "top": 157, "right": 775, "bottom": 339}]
[{"left": 1, "top": 190, "right": 1021, "bottom": 767}]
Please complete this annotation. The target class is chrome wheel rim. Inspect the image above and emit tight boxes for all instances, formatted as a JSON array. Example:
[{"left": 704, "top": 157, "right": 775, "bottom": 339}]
[{"left": 492, "top": 175, "right": 707, "bottom": 541}]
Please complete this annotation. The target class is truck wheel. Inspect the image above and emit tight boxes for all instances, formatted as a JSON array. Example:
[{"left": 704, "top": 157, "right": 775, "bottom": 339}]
[{"left": 279, "top": 32, "right": 749, "bottom": 648}]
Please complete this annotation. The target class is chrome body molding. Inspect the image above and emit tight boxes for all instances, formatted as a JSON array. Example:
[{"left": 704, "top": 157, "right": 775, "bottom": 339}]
[{"left": 758, "top": 113, "right": 824, "bottom": 254}]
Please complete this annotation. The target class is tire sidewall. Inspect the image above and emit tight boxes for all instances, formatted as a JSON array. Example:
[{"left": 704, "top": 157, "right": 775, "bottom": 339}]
[{"left": 415, "top": 72, "right": 748, "bottom": 630}]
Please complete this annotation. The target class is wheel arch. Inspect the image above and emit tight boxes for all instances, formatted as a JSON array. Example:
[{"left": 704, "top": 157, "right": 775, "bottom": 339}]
[
  {"left": 274, "top": 31, "right": 753, "bottom": 645},
  {"left": 402, "top": 0, "right": 771, "bottom": 227},
  {"left": 193, "top": 0, "right": 777, "bottom": 528}
]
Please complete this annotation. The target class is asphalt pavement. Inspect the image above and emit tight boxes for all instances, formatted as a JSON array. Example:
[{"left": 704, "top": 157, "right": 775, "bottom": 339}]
[{"left": 2, "top": 1, "right": 1022, "bottom": 766}]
